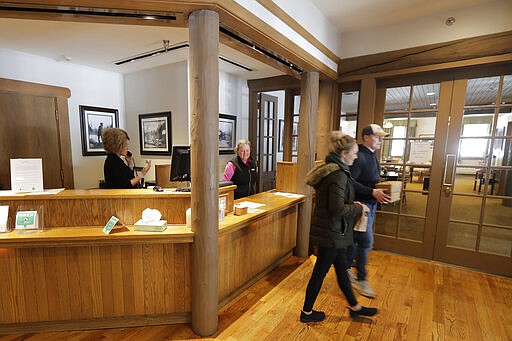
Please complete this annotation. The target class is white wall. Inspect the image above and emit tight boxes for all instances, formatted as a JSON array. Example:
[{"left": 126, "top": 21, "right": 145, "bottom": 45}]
[
  {"left": 339, "top": 0, "right": 512, "bottom": 58},
  {"left": 0, "top": 48, "right": 124, "bottom": 189},
  {"left": 123, "top": 61, "right": 189, "bottom": 182},
  {"left": 123, "top": 63, "right": 249, "bottom": 182},
  {"left": 219, "top": 71, "right": 249, "bottom": 178}
]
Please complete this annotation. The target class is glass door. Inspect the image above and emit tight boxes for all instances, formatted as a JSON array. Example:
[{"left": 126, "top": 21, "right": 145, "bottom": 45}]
[
  {"left": 375, "top": 74, "right": 512, "bottom": 276},
  {"left": 434, "top": 75, "right": 512, "bottom": 276}
]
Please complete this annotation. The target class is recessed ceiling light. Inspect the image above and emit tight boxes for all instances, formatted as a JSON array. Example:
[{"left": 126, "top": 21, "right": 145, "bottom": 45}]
[
  {"left": 426, "top": 92, "right": 435, "bottom": 96},
  {"left": 429, "top": 103, "right": 437, "bottom": 106}
]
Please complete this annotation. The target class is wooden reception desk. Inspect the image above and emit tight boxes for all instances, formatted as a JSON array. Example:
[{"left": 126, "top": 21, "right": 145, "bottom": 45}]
[{"left": 0, "top": 187, "right": 303, "bottom": 333}]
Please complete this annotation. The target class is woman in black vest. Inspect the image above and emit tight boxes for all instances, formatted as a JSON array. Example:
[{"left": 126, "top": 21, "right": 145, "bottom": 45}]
[{"left": 222, "top": 139, "right": 257, "bottom": 199}]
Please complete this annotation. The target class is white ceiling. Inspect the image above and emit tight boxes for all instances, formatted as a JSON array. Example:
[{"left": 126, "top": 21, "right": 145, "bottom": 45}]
[{"left": 0, "top": 0, "right": 506, "bottom": 78}]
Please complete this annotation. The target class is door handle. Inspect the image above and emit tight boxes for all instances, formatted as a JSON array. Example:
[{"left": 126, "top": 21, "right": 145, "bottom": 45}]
[{"left": 443, "top": 154, "right": 457, "bottom": 194}]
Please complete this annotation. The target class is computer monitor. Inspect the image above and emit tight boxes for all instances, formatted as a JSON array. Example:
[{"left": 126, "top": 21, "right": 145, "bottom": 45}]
[{"left": 170, "top": 145, "right": 191, "bottom": 182}]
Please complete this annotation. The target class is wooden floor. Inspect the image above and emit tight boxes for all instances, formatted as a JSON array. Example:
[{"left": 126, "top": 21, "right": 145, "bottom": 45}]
[{"left": 1, "top": 250, "right": 511, "bottom": 340}]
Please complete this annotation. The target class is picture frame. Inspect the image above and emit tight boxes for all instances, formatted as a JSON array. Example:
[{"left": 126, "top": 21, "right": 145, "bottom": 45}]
[
  {"left": 219, "top": 113, "right": 237, "bottom": 154},
  {"left": 138, "top": 111, "right": 172, "bottom": 155},
  {"left": 278, "top": 119, "right": 284, "bottom": 152},
  {"left": 79, "top": 105, "right": 119, "bottom": 156}
]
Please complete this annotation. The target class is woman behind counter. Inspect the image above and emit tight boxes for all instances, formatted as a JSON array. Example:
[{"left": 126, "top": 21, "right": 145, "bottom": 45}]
[
  {"left": 102, "top": 128, "right": 151, "bottom": 189},
  {"left": 222, "top": 139, "right": 257, "bottom": 199}
]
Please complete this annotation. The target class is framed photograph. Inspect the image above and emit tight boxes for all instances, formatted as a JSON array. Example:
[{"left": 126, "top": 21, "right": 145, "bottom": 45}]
[
  {"left": 138, "top": 111, "right": 172, "bottom": 155},
  {"left": 219, "top": 114, "right": 237, "bottom": 154},
  {"left": 79, "top": 105, "right": 119, "bottom": 156},
  {"left": 278, "top": 119, "right": 284, "bottom": 152}
]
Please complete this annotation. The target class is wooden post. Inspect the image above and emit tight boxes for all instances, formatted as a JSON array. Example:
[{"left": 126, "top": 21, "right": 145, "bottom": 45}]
[
  {"left": 357, "top": 77, "right": 376, "bottom": 140},
  {"left": 316, "top": 80, "right": 339, "bottom": 159},
  {"left": 189, "top": 9, "right": 219, "bottom": 337},
  {"left": 295, "top": 72, "right": 319, "bottom": 258}
]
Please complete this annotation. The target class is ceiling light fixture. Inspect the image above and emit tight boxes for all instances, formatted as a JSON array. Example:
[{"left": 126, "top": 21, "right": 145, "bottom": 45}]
[
  {"left": 426, "top": 92, "right": 435, "bottom": 96},
  {"left": 383, "top": 121, "right": 393, "bottom": 129}
]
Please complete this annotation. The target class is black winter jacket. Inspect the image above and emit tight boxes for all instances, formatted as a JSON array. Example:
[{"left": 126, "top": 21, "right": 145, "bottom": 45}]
[{"left": 306, "top": 153, "right": 363, "bottom": 249}]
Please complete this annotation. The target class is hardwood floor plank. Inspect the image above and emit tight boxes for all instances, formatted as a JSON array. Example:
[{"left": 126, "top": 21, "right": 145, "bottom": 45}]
[{"left": 1, "top": 251, "right": 510, "bottom": 340}]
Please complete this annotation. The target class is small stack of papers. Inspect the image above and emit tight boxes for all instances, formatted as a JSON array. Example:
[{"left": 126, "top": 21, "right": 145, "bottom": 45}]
[{"left": 134, "top": 219, "right": 167, "bottom": 232}]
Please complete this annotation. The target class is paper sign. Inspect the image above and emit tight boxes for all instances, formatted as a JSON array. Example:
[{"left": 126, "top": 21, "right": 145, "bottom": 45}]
[
  {"left": 0, "top": 206, "right": 8, "bottom": 232},
  {"left": 15, "top": 210, "right": 38, "bottom": 229},
  {"left": 103, "top": 216, "right": 119, "bottom": 235},
  {"left": 10, "top": 158, "right": 44, "bottom": 193}
]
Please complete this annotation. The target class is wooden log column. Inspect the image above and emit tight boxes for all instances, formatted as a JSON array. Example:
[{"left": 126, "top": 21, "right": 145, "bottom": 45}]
[
  {"left": 316, "top": 80, "right": 339, "bottom": 158},
  {"left": 295, "top": 71, "right": 319, "bottom": 257},
  {"left": 357, "top": 77, "right": 376, "bottom": 139},
  {"left": 188, "top": 9, "right": 219, "bottom": 337}
]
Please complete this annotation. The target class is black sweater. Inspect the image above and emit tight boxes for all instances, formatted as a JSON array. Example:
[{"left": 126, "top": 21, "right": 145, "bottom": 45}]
[
  {"left": 350, "top": 144, "right": 381, "bottom": 203},
  {"left": 104, "top": 153, "right": 135, "bottom": 189}
]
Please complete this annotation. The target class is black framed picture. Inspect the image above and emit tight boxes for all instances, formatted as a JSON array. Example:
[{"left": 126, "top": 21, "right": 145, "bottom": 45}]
[
  {"left": 219, "top": 113, "right": 237, "bottom": 154},
  {"left": 79, "top": 105, "right": 119, "bottom": 156},
  {"left": 138, "top": 111, "right": 172, "bottom": 155},
  {"left": 278, "top": 119, "right": 284, "bottom": 152}
]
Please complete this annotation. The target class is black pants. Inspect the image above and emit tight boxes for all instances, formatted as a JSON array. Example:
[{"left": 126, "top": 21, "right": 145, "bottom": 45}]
[{"left": 303, "top": 246, "right": 358, "bottom": 312}]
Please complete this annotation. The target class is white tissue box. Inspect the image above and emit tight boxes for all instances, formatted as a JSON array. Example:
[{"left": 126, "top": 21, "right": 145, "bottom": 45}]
[{"left": 134, "top": 219, "right": 167, "bottom": 232}]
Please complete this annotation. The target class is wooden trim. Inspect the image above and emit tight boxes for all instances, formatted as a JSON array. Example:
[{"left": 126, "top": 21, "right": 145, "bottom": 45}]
[
  {"left": 255, "top": 0, "right": 340, "bottom": 64},
  {"left": 0, "top": 312, "right": 191, "bottom": 334},
  {"left": 0, "top": 77, "right": 70, "bottom": 98},
  {"left": 339, "top": 30, "right": 512, "bottom": 78},
  {"left": 247, "top": 75, "right": 300, "bottom": 92}
]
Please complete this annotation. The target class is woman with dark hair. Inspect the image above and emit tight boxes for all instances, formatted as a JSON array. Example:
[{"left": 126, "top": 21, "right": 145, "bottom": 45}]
[
  {"left": 300, "top": 131, "right": 378, "bottom": 323},
  {"left": 102, "top": 128, "right": 151, "bottom": 189}
]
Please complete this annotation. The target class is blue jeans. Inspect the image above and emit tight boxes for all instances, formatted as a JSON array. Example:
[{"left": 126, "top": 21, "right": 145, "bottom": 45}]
[
  {"left": 303, "top": 247, "right": 358, "bottom": 311},
  {"left": 348, "top": 201, "right": 375, "bottom": 281}
]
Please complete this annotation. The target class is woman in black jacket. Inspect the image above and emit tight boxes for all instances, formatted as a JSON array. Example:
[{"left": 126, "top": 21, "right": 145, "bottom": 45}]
[
  {"left": 102, "top": 128, "right": 151, "bottom": 189},
  {"left": 300, "top": 132, "right": 378, "bottom": 323}
]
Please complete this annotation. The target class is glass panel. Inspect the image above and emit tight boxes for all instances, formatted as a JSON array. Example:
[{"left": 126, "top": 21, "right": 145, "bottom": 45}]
[
  {"left": 340, "top": 114, "right": 357, "bottom": 138},
  {"left": 292, "top": 136, "right": 298, "bottom": 153},
  {"left": 269, "top": 101, "right": 274, "bottom": 119},
  {"left": 492, "top": 138, "right": 509, "bottom": 165},
  {"left": 497, "top": 107, "right": 512, "bottom": 136},
  {"left": 263, "top": 119, "right": 268, "bottom": 137},
  {"left": 500, "top": 75, "right": 511, "bottom": 104},
  {"left": 409, "top": 112, "right": 436, "bottom": 138},
  {"left": 398, "top": 216, "right": 425, "bottom": 241},
  {"left": 341, "top": 91, "right": 359, "bottom": 115},
  {"left": 446, "top": 222, "right": 477, "bottom": 250},
  {"left": 381, "top": 139, "right": 405, "bottom": 163},
  {"left": 407, "top": 140, "right": 433, "bottom": 165},
  {"left": 408, "top": 166, "right": 431, "bottom": 190},
  {"left": 484, "top": 197, "right": 512, "bottom": 226},
  {"left": 462, "top": 108, "right": 495, "bottom": 137},
  {"left": 269, "top": 119, "right": 274, "bottom": 136},
  {"left": 268, "top": 154, "right": 274, "bottom": 172},
  {"left": 453, "top": 171, "right": 479, "bottom": 194},
  {"left": 401, "top": 192, "right": 427, "bottom": 217},
  {"left": 293, "top": 95, "right": 300, "bottom": 114},
  {"left": 479, "top": 226, "right": 512, "bottom": 256},
  {"left": 263, "top": 136, "right": 268, "bottom": 154},
  {"left": 458, "top": 138, "right": 490, "bottom": 162},
  {"left": 375, "top": 213, "right": 398, "bottom": 236},
  {"left": 379, "top": 200, "right": 399, "bottom": 213},
  {"left": 412, "top": 83, "right": 440, "bottom": 110},
  {"left": 450, "top": 195, "right": 482, "bottom": 223},
  {"left": 385, "top": 86, "right": 410, "bottom": 112},
  {"left": 465, "top": 76, "right": 500, "bottom": 106},
  {"left": 262, "top": 152, "right": 267, "bottom": 170}
]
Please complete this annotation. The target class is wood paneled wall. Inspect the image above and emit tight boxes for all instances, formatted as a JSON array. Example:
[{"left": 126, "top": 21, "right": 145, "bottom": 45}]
[
  {"left": 218, "top": 206, "right": 298, "bottom": 305},
  {"left": 0, "top": 243, "right": 191, "bottom": 331}
]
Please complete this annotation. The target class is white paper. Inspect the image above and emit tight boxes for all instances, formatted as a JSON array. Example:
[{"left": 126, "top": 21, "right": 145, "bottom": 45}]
[
  {"left": 25, "top": 188, "right": 65, "bottom": 196},
  {"left": 236, "top": 201, "right": 266, "bottom": 209},
  {"left": 273, "top": 192, "right": 304, "bottom": 199},
  {"left": 0, "top": 206, "right": 8, "bottom": 232},
  {"left": 10, "top": 158, "right": 44, "bottom": 193}
]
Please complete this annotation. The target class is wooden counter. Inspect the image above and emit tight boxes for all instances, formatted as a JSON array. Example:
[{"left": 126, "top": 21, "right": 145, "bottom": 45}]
[{"left": 0, "top": 189, "right": 304, "bottom": 334}]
